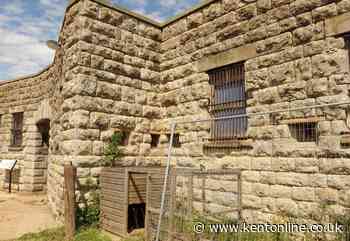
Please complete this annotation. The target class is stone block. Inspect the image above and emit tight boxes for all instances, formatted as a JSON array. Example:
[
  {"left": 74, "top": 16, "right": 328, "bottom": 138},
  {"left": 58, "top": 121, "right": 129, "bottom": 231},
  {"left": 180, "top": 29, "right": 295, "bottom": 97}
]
[
  {"left": 315, "top": 188, "right": 338, "bottom": 204},
  {"left": 257, "top": 0, "right": 272, "bottom": 12},
  {"left": 292, "top": 187, "right": 315, "bottom": 201},
  {"left": 312, "top": 4, "right": 337, "bottom": 23},
  {"left": 269, "top": 184, "right": 292, "bottom": 198}
]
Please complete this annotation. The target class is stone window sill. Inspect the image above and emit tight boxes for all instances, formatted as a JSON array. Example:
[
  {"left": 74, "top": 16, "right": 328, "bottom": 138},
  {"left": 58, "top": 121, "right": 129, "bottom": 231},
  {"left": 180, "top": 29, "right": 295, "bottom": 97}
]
[
  {"left": 203, "top": 138, "right": 253, "bottom": 149},
  {"left": 8, "top": 146, "right": 23, "bottom": 152}
]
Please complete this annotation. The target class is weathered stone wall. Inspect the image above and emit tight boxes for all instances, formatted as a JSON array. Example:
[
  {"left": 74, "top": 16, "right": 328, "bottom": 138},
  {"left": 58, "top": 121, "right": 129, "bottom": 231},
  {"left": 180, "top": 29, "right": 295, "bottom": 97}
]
[
  {"left": 0, "top": 66, "right": 56, "bottom": 192},
  {"left": 2, "top": 0, "right": 350, "bottom": 225},
  {"left": 46, "top": 0, "right": 164, "bottom": 217},
  {"left": 157, "top": 0, "right": 350, "bottom": 223}
]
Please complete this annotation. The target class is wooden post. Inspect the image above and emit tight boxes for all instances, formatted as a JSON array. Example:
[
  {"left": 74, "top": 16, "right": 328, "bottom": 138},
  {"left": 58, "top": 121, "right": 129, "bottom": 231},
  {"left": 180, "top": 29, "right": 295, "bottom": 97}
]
[
  {"left": 8, "top": 169, "right": 12, "bottom": 193},
  {"left": 145, "top": 173, "right": 152, "bottom": 241},
  {"left": 64, "top": 163, "right": 77, "bottom": 240}
]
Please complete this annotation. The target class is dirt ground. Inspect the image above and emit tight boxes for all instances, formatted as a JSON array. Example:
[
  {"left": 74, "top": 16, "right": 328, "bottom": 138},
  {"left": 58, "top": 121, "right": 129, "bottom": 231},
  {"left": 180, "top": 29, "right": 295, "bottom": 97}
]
[{"left": 0, "top": 191, "right": 60, "bottom": 240}]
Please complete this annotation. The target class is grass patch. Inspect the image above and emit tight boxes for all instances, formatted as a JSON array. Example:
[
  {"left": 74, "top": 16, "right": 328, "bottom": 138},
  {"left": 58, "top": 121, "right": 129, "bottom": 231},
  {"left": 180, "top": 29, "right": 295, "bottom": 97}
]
[{"left": 8, "top": 227, "right": 112, "bottom": 241}]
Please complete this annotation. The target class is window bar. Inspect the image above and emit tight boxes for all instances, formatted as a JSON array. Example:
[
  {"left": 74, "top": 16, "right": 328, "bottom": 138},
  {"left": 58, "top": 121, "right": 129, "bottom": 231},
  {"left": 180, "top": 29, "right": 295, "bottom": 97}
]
[
  {"left": 220, "top": 70, "right": 224, "bottom": 141},
  {"left": 230, "top": 68, "right": 234, "bottom": 139},
  {"left": 213, "top": 73, "right": 217, "bottom": 142},
  {"left": 215, "top": 72, "right": 219, "bottom": 142},
  {"left": 234, "top": 68, "right": 238, "bottom": 138},
  {"left": 239, "top": 65, "right": 243, "bottom": 137},
  {"left": 222, "top": 70, "right": 226, "bottom": 140}
]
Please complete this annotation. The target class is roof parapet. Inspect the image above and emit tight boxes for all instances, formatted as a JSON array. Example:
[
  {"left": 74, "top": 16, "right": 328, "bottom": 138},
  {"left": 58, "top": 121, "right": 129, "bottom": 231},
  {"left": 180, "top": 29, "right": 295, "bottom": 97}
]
[{"left": 68, "top": 0, "right": 218, "bottom": 28}]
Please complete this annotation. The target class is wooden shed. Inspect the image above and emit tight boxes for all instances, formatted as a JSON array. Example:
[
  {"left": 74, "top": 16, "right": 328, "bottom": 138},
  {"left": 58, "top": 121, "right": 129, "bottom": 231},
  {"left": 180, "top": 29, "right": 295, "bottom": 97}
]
[{"left": 100, "top": 166, "right": 171, "bottom": 238}]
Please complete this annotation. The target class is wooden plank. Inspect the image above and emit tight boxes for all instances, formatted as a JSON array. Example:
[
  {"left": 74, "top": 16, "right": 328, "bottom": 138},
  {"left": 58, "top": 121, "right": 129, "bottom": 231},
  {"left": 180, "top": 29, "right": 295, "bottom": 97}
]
[
  {"left": 145, "top": 174, "right": 151, "bottom": 241},
  {"left": 101, "top": 177, "right": 126, "bottom": 184},
  {"left": 129, "top": 173, "right": 147, "bottom": 207},
  {"left": 101, "top": 205, "right": 124, "bottom": 216},
  {"left": 101, "top": 212, "right": 124, "bottom": 225},
  {"left": 101, "top": 184, "right": 141, "bottom": 193},
  {"left": 100, "top": 176, "right": 124, "bottom": 181},
  {"left": 101, "top": 200, "right": 126, "bottom": 210},
  {"left": 101, "top": 183, "right": 124, "bottom": 192},
  {"left": 101, "top": 189, "right": 124, "bottom": 197},
  {"left": 100, "top": 195, "right": 123, "bottom": 204},
  {"left": 101, "top": 218, "right": 125, "bottom": 233},
  {"left": 102, "top": 224, "right": 125, "bottom": 238},
  {"left": 64, "top": 164, "right": 76, "bottom": 240}
]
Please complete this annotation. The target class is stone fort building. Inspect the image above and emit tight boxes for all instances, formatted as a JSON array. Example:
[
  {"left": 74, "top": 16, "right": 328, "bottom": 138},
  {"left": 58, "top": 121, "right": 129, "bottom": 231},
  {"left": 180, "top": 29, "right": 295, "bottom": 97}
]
[{"left": 1, "top": 0, "right": 350, "bottom": 223}]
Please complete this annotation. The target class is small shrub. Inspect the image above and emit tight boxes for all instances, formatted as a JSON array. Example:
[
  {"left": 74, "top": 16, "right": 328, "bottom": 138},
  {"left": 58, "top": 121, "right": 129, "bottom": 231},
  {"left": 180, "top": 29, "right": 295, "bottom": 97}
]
[
  {"left": 76, "top": 190, "right": 100, "bottom": 229},
  {"left": 102, "top": 132, "right": 123, "bottom": 167}
]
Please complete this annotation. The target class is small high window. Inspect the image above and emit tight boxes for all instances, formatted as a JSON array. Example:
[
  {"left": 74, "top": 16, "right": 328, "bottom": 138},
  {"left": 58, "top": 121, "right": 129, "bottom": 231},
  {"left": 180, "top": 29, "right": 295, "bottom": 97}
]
[
  {"left": 167, "top": 134, "right": 181, "bottom": 148},
  {"left": 344, "top": 34, "right": 350, "bottom": 69},
  {"left": 121, "top": 131, "right": 130, "bottom": 146},
  {"left": 208, "top": 62, "right": 247, "bottom": 142},
  {"left": 11, "top": 112, "right": 24, "bottom": 147},
  {"left": 151, "top": 134, "right": 160, "bottom": 148},
  {"left": 289, "top": 122, "right": 318, "bottom": 143}
]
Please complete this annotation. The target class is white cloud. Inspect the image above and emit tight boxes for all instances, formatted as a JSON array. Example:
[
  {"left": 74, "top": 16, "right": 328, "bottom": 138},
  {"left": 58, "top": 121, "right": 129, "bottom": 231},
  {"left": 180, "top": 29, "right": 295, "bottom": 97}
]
[
  {"left": 0, "top": 1, "right": 61, "bottom": 81},
  {"left": 0, "top": 0, "right": 200, "bottom": 81},
  {"left": 0, "top": 27, "right": 54, "bottom": 80},
  {"left": 0, "top": 0, "right": 24, "bottom": 15}
]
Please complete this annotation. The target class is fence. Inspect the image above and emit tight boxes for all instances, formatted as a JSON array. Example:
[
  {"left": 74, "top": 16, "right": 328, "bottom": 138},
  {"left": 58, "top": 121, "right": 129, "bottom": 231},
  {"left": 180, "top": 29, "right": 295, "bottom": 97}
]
[
  {"left": 147, "top": 168, "right": 242, "bottom": 241},
  {"left": 154, "top": 102, "right": 350, "bottom": 241}
]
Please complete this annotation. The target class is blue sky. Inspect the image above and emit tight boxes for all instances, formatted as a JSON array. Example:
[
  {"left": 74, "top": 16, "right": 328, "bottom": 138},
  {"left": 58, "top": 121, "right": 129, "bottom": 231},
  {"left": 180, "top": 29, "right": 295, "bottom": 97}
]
[{"left": 0, "top": 0, "right": 201, "bottom": 81}]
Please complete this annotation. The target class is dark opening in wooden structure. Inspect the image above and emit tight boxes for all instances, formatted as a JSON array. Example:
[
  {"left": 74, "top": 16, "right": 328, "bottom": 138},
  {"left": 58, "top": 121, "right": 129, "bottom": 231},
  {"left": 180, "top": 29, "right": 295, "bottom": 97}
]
[
  {"left": 128, "top": 203, "right": 146, "bottom": 231},
  {"left": 100, "top": 167, "right": 170, "bottom": 238}
]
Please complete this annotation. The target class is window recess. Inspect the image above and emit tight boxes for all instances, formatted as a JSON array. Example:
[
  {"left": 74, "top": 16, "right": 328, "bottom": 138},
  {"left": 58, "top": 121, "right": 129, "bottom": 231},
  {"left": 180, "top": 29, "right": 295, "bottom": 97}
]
[
  {"left": 11, "top": 112, "right": 24, "bottom": 147},
  {"left": 208, "top": 62, "right": 248, "bottom": 143}
]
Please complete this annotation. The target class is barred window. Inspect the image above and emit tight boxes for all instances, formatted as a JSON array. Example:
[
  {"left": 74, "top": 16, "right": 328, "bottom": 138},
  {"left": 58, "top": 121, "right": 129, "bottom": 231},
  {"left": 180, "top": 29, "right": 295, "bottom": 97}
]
[
  {"left": 208, "top": 63, "right": 247, "bottom": 141},
  {"left": 344, "top": 34, "right": 350, "bottom": 68},
  {"left": 167, "top": 133, "right": 181, "bottom": 148},
  {"left": 289, "top": 122, "right": 317, "bottom": 143},
  {"left": 11, "top": 112, "right": 23, "bottom": 147}
]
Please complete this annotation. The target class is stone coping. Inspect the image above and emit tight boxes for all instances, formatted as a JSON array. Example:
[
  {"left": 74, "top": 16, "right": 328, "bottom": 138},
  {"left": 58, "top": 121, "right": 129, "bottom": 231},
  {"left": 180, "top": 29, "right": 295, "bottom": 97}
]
[
  {"left": 1, "top": 0, "right": 217, "bottom": 85},
  {"left": 0, "top": 64, "right": 53, "bottom": 87},
  {"left": 68, "top": 0, "right": 218, "bottom": 28}
]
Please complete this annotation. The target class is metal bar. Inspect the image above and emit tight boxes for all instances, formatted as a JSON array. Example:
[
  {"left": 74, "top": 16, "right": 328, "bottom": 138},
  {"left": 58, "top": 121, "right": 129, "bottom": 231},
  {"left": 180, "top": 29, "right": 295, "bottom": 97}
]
[
  {"left": 9, "top": 169, "right": 12, "bottom": 193},
  {"left": 237, "top": 173, "right": 242, "bottom": 221},
  {"left": 155, "top": 122, "right": 176, "bottom": 241}
]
